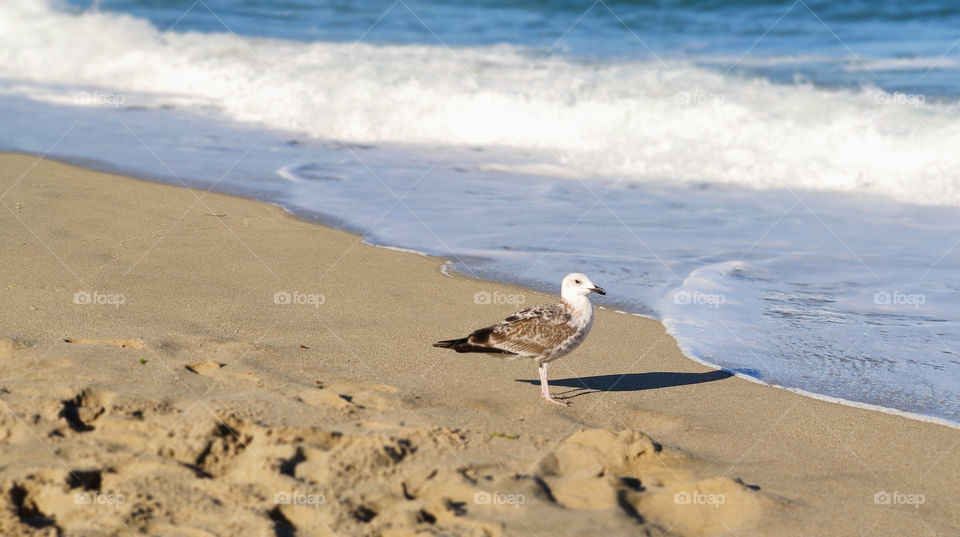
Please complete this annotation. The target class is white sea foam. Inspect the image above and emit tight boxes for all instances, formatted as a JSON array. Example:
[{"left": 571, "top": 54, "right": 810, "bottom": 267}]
[
  {"left": 843, "top": 56, "right": 959, "bottom": 72},
  {"left": 4, "top": 0, "right": 960, "bottom": 206}
]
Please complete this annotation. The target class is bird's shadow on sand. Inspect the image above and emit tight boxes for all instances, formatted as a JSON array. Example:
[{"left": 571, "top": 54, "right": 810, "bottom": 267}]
[{"left": 516, "top": 370, "right": 733, "bottom": 400}]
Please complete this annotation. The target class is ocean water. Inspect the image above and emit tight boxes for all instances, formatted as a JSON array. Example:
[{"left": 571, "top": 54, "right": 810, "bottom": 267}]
[{"left": 2, "top": 0, "right": 959, "bottom": 425}]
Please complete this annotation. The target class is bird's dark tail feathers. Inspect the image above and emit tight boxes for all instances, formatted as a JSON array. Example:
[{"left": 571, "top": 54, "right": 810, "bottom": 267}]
[
  {"left": 433, "top": 335, "right": 513, "bottom": 354},
  {"left": 432, "top": 338, "right": 466, "bottom": 349}
]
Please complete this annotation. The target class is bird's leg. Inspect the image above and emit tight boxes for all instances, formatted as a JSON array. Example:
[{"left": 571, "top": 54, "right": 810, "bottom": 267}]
[{"left": 538, "top": 362, "right": 569, "bottom": 406}]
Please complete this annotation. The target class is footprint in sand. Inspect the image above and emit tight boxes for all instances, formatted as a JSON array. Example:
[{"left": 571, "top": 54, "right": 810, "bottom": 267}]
[
  {"left": 185, "top": 360, "right": 225, "bottom": 376},
  {"left": 0, "top": 400, "right": 31, "bottom": 444},
  {"left": 323, "top": 383, "right": 402, "bottom": 410},
  {"left": 59, "top": 389, "right": 115, "bottom": 432},
  {"left": 297, "top": 388, "right": 355, "bottom": 409},
  {"left": 0, "top": 338, "right": 16, "bottom": 360},
  {"left": 297, "top": 383, "right": 403, "bottom": 411},
  {"left": 534, "top": 428, "right": 777, "bottom": 536},
  {"left": 63, "top": 337, "right": 144, "bottom": 349}
]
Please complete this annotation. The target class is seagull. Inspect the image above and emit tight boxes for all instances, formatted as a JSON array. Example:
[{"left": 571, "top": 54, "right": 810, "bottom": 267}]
[{"left": 433, "top": 273, "right": 605, "bottom": 405}]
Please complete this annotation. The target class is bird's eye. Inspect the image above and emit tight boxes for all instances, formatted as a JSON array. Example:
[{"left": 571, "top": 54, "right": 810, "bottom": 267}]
[{"left": 575, "top": 279, "right": 581, "bottom": 284}]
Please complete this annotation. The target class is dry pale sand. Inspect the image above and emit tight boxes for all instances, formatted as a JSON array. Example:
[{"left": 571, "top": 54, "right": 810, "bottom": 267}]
[{"left": 0, "top": 152, "right": 957, "bottom": 537}]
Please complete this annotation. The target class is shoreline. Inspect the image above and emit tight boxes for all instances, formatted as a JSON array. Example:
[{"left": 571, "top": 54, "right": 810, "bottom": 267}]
[
  {"left": 1, "top": 152, "right": 958, "bottom": 536},
  {"left": 19, "top": 148, "right": 959, "bottom": 431},
  {"left": 671, "top": 339, "right": 960, "bottom": 432}
]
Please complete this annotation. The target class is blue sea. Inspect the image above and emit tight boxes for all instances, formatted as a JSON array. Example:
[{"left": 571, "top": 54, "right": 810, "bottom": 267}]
[{"left": 2, "top": 0, "right": 960, "bottom": 426}]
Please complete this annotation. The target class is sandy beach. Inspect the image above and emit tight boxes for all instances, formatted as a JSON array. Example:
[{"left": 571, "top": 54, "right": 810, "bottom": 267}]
[{"left": 0, "top": 152, "right": 957, "bottom": 537}]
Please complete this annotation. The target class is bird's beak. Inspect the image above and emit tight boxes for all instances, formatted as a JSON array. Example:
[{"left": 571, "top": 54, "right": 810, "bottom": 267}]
[{"left": 590, "top": 286, "right": 606, "bottom": 296}]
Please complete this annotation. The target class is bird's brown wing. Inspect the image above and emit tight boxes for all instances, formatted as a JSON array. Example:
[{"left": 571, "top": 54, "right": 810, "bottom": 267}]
[{"left": 466, "top": 303, "right": 575, "bottom": 357}]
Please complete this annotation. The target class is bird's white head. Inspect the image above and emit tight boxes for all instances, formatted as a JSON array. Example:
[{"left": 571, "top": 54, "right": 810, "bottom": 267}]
[{"left": 561, "top": 273, "right": 605, "bottom": 302}]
